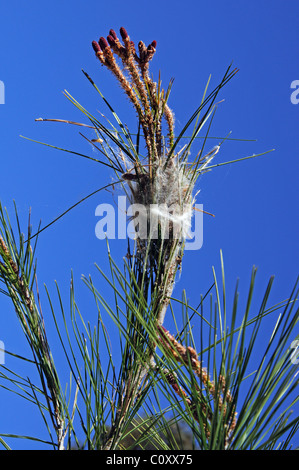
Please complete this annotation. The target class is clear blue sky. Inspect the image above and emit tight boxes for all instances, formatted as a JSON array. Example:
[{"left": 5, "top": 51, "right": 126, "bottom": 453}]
[{"left": 0, "top": 0, "right": 298, "bottom": 449}]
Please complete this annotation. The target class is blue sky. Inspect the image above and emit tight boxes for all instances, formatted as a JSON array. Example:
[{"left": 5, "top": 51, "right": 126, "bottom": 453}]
[{"left": 0, "top": 0, "right": 298, "bottom": 449}]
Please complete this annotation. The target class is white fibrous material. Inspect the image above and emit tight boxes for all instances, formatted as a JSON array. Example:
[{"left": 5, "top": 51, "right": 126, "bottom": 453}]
[
  {"left": 151, "top": 159, "right": 193, "bottom": 241},
  {"left": 126, "top": 158, "right": 194, "bottom": 244}
]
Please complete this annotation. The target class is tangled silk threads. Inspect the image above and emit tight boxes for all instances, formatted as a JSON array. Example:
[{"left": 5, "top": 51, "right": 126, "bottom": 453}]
[{"left": 125, "top": 158, "right": 194, "bottom": 245}]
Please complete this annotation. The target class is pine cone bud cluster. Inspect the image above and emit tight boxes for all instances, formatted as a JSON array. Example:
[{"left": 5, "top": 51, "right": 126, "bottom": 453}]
[{"left": 92, "top": 27, "right": 157, "bottom": 70}]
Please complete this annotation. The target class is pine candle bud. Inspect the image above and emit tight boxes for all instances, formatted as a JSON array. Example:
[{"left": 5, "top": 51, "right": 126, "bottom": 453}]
[
  {"left": 109, "top": 29, "right": 118, "bottom": 40},
  {"left": 99, "top": 37, "right": 109, "bottom": 50},
  {"left": 92, "top": 41, "right": 101, "bottom": 54},
  {"left": 138, "top": 41, "right": 147, "bottom": 62},
  {"left": 107, "top": 35, "right": 116, "bottom": 47},
  {"left": 120, "top": 27, "right": 129, "bottom": 40}
]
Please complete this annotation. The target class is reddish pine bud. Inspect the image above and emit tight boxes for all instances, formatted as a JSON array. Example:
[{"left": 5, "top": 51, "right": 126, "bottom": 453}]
[
  {"left": 99, "top": 37, "right": 109, "bottom": 51},
  {"left": 109, "top": 29, "right": 118, "bottom": 40},
  {"left": 147, "top": 40, "right": 157, "bottom": 52},
  {"left": 107, "top": 35, "right": 116, "bottom": 47},
  {"left": 92, "top": 41, "right": 101, "bottom": 54},
  {"left": 99, "top": 37, "right": 109, "bottom": 50},
  {"left": 120, "top": 27, "right": 129, "bottom": 40}
]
